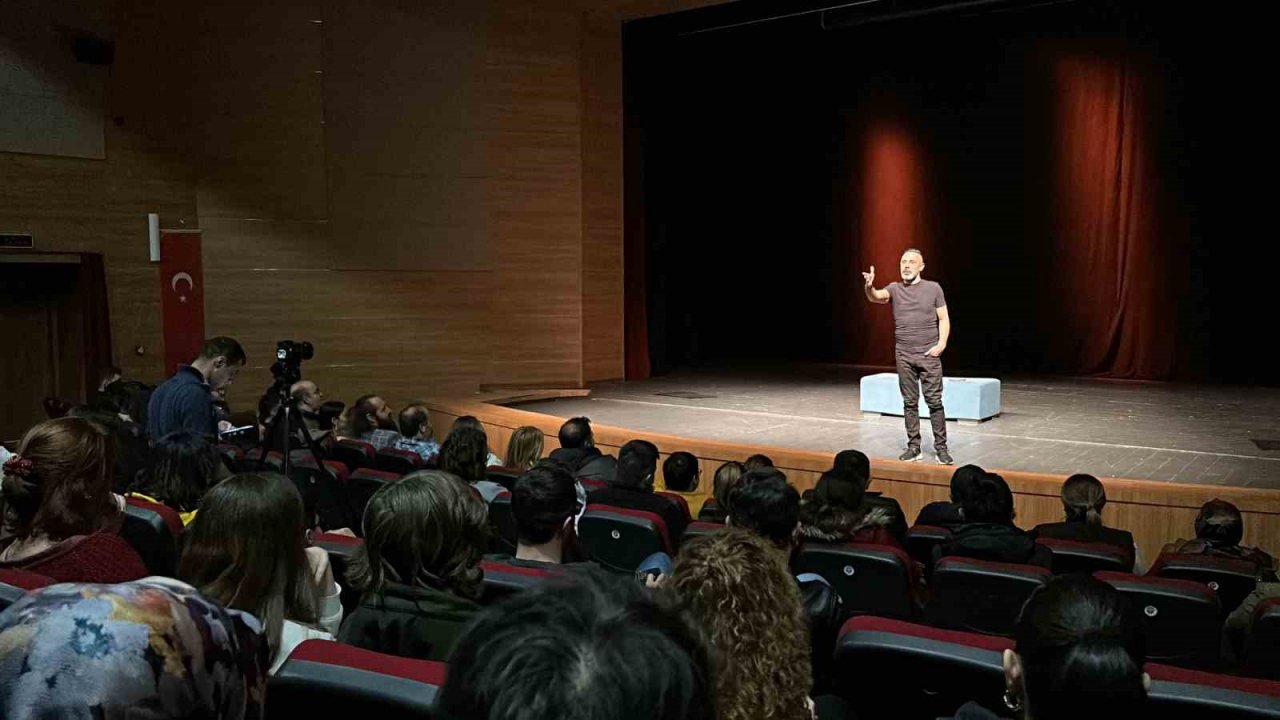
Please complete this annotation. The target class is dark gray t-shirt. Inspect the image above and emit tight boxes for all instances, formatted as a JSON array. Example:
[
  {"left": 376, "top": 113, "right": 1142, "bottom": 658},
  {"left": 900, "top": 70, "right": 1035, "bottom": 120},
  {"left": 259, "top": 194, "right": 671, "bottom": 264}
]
[{"left": 887, "top": 279, "right": 946, "bottom": 353}]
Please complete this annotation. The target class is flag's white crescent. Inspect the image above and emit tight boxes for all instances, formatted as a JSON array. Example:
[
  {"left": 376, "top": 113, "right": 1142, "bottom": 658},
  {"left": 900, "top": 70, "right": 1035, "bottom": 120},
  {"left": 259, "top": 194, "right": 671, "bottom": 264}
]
[{"left": 171, "top": 272, "right": 194, "bottom": 293}]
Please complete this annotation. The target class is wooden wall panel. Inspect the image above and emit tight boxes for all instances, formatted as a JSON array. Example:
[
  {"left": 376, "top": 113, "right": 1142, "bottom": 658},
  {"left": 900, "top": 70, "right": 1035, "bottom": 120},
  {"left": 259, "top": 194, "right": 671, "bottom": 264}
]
[{"left": 0, "top": 0, "right": 197, "bottom": 387}]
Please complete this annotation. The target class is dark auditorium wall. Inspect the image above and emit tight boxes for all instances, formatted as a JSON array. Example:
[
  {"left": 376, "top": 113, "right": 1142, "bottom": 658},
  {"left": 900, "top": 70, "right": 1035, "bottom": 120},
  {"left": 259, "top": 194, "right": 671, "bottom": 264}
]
[{"left": 2, "top": 0, "right": 727, "bottom": 416}]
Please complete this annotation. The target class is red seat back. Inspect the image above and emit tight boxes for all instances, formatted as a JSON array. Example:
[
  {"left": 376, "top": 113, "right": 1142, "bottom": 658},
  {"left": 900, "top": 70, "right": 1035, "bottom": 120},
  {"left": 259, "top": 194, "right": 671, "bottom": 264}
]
[
  {"left": 578, "top": 504, "right": 671, "bottom": 573},
  {"left": 797, "top": 542, "right": 916, "bottom": 620},
  {"left": 926, "top": 557, "right": 1051, "bottom": 637},
  {"left": 1095, "top": 571, "right": 1221, "bottom": 669},
  {"left": 269, "top": 639, "right": 446, "bottom": 716}
]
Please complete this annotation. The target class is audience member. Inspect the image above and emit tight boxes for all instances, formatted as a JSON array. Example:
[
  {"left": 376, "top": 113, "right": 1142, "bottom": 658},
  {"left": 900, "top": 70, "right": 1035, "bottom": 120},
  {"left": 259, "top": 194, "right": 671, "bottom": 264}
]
[
  {"left": 548, "top": 416, "right": 618, "bottom": 482},
  {"left": 915, "top": 463, "right": 985, "bottom": 528},
  {"left": 0, "top": 577, "right": 269, "bottom": 720},
  {"left": 1162, "top": 499, "right": 1277, "bottom": 580},
  {"left": 947, "top": 575, "right": 1148, "bottom": 719},
  {"left": 663, "top": 451, "right": 700, "bottom": 493},
  {"left": 0, "top": 417, "right": 147, "bottom": 583},
  {"left": 1223, "top": 580, "right": 1280, "bottom": 663},
  {"left": 345, "top": 394, "right": 401, "bottom": 450},
  {"left": 940, "top": 472, "right": 1052, "bottom": 569},
  {"left": 66, "top": 404, "right": 150, "bottom": 493},
  {"left": 503, "top": 425, "right": 545, "bottom": 471},
  {"left": 440, "top": 425, "right": 506, "bottom": 502},
  {"left": 148, "top": 336, "right": 245, "bottom": 439},
  {"left": 488, "top": 461, "right": 588, "bottom": 569},
  {"left": 588, "top": 439, "right": 688, "bottom": 546},
  {"left": 670, "top": 527, "right": 814, "bottom": 720},
  {"left": 698, "top": 460, "right": 744, "bottom": 522},
  {"left": 743, "top": 453, "right": 774, "bottom": 470},
  {"left": 395, "top": 404, "right": 441, "bottom": 461},
  {"left": 338, "top": 471, "right": 487, "bottom": 661},
  {"left": 318, "top": 400, "right": 345, "bottom": 432},
  {"left": 451, "top": 416, "right": 503, "bottom": 466},
  {"left": 437, "top": 569, "right": 715, "bottom": 720},
  {"left": 1033, "top": 473, "right": 1139, "bottom": 572},
  {"left": 290, "top": 380, "right": 326, "bottom": 435},
  {"left": 129, "top": 431, "right": 227, "bottom": 525},
  {"left": 179, "top": 472, "right": 342, "bottom": 674},
  {"left": 833, "top": 448, "right": 907, "bottom": 541},
  {"left": 798, "top": 469, "right": 900, "bottom": 548}
]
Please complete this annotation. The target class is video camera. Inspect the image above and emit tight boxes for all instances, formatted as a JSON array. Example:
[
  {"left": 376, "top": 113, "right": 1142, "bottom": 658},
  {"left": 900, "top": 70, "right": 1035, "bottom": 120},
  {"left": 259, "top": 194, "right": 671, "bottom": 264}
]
[{"left": 270, "top": 339, "right": 313, "bottom": 386}]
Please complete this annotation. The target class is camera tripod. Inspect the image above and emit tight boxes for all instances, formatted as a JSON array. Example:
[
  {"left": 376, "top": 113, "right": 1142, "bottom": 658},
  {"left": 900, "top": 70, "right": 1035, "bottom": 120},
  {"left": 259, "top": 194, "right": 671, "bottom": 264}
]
[{"left": 254, "top": 380, "right": 328, "bottom": 480}]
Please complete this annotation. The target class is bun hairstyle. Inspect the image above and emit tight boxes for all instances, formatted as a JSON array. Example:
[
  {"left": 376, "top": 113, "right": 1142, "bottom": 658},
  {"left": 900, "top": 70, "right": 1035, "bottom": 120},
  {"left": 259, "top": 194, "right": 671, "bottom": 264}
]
[{"left": 1061, "top": 474, "right": 1106, "bottom": 526}]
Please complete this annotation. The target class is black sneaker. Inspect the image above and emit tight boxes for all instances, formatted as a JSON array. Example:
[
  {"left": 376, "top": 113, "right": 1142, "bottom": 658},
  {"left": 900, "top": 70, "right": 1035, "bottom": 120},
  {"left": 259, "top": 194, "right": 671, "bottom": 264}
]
[
  {"left": 899, "top": 448, "right": 923, "bottom": 462},
  {"left": 936, "top": 449, "right": 954, "bottom": 465}
]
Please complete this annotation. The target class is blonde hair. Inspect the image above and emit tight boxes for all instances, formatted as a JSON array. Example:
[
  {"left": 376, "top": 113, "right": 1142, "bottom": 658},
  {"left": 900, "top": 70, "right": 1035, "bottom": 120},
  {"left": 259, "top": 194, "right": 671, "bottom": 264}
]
[
  {"left": 504, "top": 426, "right": 545, "bottom": 471},
  {"left": 670, "top": 527, "right": 811, "bottom": 720}
]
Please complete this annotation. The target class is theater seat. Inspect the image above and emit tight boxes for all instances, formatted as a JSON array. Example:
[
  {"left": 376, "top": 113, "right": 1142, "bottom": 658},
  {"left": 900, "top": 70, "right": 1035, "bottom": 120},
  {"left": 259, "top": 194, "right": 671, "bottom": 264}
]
[
  {"left": 375, "top": 447, "right": 423, "bottom": 476},
  {"left": 1146, "top": 662, "right": 1280, "bottom": 720},
  {"left": 1094, "top": 571, "right": 1221, "bottom": 669},
  {"left": 681, "top": 520, "right": 723, "bottom": 543},
  {"left": 349, "top": 468, "right": 401, "bottom": 520},
  {"left": 905, "top": 524, "right": 951, "bottom": 574},
  {"left": 926, "top": 557, "right": 1051, "bottom": 636},
  {"left": 656, "top": 491, "right": 692, "bottom": 521},
  {"left": 0, "top": 568, "right": 56, "bottom": 611},
  {"left": 488, "top": 491, "right": 517, "bottom": 555},
  {"left": 833, "top": 615, "right": 1009, "bottom": 718},
  {"left": 269, "top": 639, "right": 446, "bottom": 716},
  {"left": 311, "top": 532, "right": 363, "bottom": 616},
  {"left": 1150, "top": 552, "right": 1260, "bottom": 615},
  {"left": 331, "top": 439, "right": 377, "bottom": 473},
  {"left": 796, "top": 542, "right": 916, "bottom": 620},
  {"left": 696, "top": 498, "right": 726, "bottom": 522},
  {"left": 1242, "top": 598, "right": 1280, "bottom": 680},
  {"left": 486, "top": 467, "right": 521, "bottom": 491},
  {"left": 121, "top": 496, "right": 182, "bottom": 576},
  {"left": 579, "top": 477, "right": 608, "bottom": 492},
  {"left": 577, "top": 504, "right": 671, "bottom": 574},
  {"left": 479, "top": 559, "right": 556, "bottom": 603},
  {"left": 1037, "top": 537, "right": 1133, "bottom": 575}
]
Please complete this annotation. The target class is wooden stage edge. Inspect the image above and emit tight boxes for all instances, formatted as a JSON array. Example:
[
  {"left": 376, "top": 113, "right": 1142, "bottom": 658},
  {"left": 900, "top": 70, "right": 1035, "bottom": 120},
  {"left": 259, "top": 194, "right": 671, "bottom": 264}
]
[{"left": 426, "top": 389, "right": 1280, "bottom": 566}]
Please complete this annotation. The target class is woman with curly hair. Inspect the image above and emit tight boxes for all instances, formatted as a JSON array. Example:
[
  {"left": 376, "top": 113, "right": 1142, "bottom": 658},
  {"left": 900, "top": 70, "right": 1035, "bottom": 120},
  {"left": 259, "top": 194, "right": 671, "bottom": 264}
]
[
  {"left": 668, "top": 526, "right": 815, "bottom": 720},
  {"left": 338, "top": 470, "right": 489, "bottom": 661}
]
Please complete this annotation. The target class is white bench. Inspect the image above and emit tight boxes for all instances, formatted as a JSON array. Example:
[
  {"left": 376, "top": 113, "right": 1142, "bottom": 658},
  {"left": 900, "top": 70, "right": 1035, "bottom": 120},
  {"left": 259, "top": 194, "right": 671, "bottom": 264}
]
[{"left": 859, "top": 373, "right": 1001, "bottom": 424}]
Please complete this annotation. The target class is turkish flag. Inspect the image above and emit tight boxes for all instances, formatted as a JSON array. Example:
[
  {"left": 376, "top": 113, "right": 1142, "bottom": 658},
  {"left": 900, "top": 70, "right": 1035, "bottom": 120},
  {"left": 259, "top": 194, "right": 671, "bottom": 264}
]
[{"left": 158, "top": 230, "right": 205, "bottom": 376}]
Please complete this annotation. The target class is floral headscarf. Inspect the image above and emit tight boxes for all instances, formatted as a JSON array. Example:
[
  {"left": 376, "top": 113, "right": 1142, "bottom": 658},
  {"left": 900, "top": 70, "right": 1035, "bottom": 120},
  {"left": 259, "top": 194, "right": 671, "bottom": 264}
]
[{"left": 0, "top": 577, "right": 268, "bottom": 719}]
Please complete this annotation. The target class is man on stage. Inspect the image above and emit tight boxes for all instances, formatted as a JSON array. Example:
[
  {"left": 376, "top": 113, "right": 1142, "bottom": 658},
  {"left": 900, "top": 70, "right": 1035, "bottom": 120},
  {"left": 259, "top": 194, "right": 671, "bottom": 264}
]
[{"left": 864, "top": 249, "right": 953, "bottom": 465}]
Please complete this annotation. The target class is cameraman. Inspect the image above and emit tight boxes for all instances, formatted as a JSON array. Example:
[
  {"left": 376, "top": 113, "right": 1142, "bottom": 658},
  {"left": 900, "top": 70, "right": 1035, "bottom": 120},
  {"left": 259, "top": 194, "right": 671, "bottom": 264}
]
[{"left": 148, "top": 337, "right": 246, "bottom": 439}]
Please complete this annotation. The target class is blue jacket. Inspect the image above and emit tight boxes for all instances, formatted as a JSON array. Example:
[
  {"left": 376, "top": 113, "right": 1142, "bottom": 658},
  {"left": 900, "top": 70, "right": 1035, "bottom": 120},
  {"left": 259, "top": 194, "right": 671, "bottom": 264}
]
[{"left": 147, "top": 366, "right": 216, "bottom": 439}]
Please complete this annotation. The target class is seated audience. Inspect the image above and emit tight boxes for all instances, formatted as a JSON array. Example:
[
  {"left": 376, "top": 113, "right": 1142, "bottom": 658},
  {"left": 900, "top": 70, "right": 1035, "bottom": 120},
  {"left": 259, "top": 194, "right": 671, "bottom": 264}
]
[
  {"left": 587, "top": 439, "right": 688, "bottom": 546},
  {"left": 798, "top": 469, "right": 901, "bottom": 548},
  {"left": 128, "top": 431, "right": 226, "bottom": 525},
  {"left": 915, "top": 463, "right": 985, "bottom": 528},
  {"left": 290, "top": 380, "right": 326, "bottom": 436},
  {"left": 548, "top": 416, "right": 618, "bottom": 482},
  {"left": 179, "top": 472, "right": 342, "bottom": 674},
  {"left": 67, "top": 404, "right": 151, "bottom": 493},
  {"left": 947, "top": 575, "right": 1148, "bottom": 719},
  {"left": 345, "top": 394, "right": 401, "bottom": 450},
  {"left": 663, "top": 451, "right": 700, "bottom": 493},
  {"left": 488, "top": 461, "right": 588, "bottom": 569},
  {"left": 833, "top": 448, "right": 907, "bottom": 541},
  {"left": 697, "top": 460, "right": 744, "bottom": 522},
  {"left": 1162, "top": 498, "right": 1277, "bottom": 580},
  {"left": 0, "top": 577, "right": 269, "bottom": 720},
  {"left": 1033, "top": 473, "right": 1139, "bottom": 572},
  {"left": 0, "top": 417, "right": 147, "bottom": 583},
  {"left": 670, "top": 527, "right": 817, "bottom": 720},
  {"left": 338, "top": 471, "right": 487, "bottom": 661},
  {"left": 503, "top": 425, "right": 545, "bottom": 471},
  {"left": 439, "top": 426, "right": 506, "bottom": 502},
  {"left": 394, "top": 404, "right": 441, "bottom": 462},
  {"left": 318, "top": 399, "right": 345, "bottom": 433},
  {"left": 437, "top": 569, "right": 715, "bottom": 720},
  {"left": 744, "top": 453, "right": 774, "bottom": 470},
  {"left": 939, "top": 472, "right": 1052, "bottom": 569},
  {"left": 96, "top": 363, "right": 123, "bottom": 394},
  {"left": 451, "top": 416, "right": 503, "bottom": 466}
]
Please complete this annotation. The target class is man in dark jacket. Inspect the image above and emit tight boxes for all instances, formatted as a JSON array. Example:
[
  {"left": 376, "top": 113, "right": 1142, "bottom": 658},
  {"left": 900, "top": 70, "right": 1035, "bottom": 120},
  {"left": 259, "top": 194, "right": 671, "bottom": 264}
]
[
  {"left": 547, "top": 416, "right": 618, "bottom": 483},
  {"left": 147, "top": 337, "right": 245, "bottom": 440},
  {"left": 586, "top": 439, "right": 686, "bottom": 547},
  {"left": 938, "top": 472, "right": 1052, "bottom": 569}
]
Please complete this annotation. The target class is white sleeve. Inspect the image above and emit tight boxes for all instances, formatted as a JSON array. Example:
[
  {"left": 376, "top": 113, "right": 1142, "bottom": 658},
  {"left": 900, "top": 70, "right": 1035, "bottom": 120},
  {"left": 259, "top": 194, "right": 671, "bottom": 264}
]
[{"left": 317, "top": 581, "right": 343, "bottom": 636}]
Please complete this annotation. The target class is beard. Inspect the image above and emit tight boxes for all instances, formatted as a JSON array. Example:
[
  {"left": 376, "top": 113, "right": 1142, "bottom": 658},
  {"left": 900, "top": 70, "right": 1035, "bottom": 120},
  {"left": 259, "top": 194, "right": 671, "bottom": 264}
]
[{"left": 377, "top": 415, "right": 398, "bottom": 431}]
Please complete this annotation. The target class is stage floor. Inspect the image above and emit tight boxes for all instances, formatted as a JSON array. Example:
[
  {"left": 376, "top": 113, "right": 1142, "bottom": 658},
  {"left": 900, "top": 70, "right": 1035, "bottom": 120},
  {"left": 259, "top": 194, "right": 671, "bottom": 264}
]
[{"left": 510, "top": 364, "right": 1280, "bottom": 490}]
